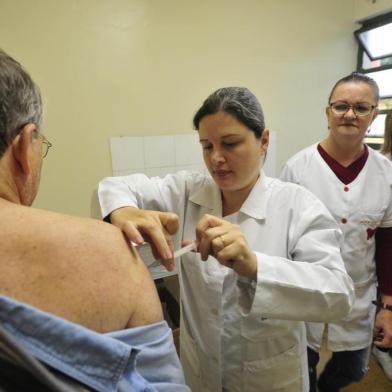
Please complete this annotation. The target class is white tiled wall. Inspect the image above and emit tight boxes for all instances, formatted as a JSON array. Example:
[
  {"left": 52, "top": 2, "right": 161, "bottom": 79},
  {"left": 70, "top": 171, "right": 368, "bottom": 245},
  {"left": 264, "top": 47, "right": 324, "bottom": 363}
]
[
  {"left": 110, "top": 133, "right": 207, "bottom": 177},
  {"left": 110, "top": 136, "right": 145, "bottom": 172},
  {"left": 110, "top": 131, "right": 276, "bottom": 177}
]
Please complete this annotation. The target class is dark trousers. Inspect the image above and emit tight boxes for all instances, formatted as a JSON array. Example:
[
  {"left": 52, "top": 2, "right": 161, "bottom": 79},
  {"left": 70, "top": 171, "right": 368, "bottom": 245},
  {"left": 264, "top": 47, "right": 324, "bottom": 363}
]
[{"left": 308, "top": 346, "right": 370, "bottom": 392}]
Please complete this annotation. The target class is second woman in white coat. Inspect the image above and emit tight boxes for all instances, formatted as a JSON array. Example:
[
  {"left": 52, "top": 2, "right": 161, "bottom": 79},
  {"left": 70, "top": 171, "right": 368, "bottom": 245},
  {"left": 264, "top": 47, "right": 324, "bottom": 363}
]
[
  {"left": 281, "top": 73, "right": 392, "bottom": 391},
  {"left": 98, "top": 87, "right": 354, "bottom": 392}
]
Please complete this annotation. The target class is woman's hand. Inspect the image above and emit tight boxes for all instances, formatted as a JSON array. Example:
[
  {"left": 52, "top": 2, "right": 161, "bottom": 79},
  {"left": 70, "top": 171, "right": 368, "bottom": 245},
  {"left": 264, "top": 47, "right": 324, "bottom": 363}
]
[
  {"left": 196, "top": 214, "right": 257, "bottom": 279},
  {"left": 110, "top": 207, "right": 179, "bottom": 270}
]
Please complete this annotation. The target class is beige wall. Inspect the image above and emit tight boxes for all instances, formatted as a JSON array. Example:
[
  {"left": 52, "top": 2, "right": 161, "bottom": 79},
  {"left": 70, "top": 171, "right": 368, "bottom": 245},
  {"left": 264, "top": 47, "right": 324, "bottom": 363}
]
[
  {"left": 354, "top": 0, "right": 392, "bottom": 21},
  {"left": 0, "top": 0, "right": 373, "bottom": 216}
]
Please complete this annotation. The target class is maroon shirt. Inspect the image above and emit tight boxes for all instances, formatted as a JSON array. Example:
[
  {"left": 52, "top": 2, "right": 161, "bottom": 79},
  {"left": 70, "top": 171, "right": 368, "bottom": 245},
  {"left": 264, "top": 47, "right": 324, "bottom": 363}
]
[{"left": 317, "top": 144, "right": 392, "bottom": 295}]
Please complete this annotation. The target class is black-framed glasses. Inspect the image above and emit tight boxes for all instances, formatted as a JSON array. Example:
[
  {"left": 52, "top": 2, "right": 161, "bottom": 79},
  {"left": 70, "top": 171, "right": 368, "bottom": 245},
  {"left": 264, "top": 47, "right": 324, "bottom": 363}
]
[
  {"left": 329, "top": 101, "right": 376, "bottom": 117},
  {"left": 40, "top": 134, "right": 52, "bottom": 158}
]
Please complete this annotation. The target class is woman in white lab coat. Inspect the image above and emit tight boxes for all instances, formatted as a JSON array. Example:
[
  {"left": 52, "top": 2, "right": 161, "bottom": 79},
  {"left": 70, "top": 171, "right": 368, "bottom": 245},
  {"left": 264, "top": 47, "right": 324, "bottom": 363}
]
[
  {"left": 98, "top": 87, "right": 354, "bottom": 392},
  {"left": 281, "top": 73, "right": 392, "bottom": 392}
]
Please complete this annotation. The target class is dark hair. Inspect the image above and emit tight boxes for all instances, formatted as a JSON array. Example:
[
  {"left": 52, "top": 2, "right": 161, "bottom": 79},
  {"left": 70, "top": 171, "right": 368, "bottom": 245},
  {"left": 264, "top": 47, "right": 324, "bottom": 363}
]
[
  {"left": 328, "top": 72, "right": 379, "bottom": 104},
  {"left": 0, "top": 49, "right": 43, "bottom": 157},
  {"left": 193, "top": 87, "right": 265, "bottom": 138},
  {"left": 380, "top": 111, "right": 392, "bottom": 157}
]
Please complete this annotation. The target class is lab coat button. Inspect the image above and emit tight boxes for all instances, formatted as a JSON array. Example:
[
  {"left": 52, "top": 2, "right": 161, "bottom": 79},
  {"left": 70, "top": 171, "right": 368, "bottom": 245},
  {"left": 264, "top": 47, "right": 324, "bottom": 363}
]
[
  {"left": 341, "top": 218, "right": 347, "bottom": 224},
  {"left": 344, "top": 186, "right": 349, "bottom": 192},
  {"left": 211, "top": 308, "right": 219, "bottom": 316}
]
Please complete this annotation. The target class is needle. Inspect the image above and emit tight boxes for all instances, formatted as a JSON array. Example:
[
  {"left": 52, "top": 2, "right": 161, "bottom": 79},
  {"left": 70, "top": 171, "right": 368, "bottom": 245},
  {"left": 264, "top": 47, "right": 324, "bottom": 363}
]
[{"left": 149, "top": 242, "right": 197, "bottom": 268}]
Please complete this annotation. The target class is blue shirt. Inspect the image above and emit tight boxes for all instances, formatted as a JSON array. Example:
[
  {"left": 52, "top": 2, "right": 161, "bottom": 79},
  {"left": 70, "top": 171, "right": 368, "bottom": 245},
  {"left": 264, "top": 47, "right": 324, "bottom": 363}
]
[{"left": 0, "top": 295, "right": 189, "bottom": 392}]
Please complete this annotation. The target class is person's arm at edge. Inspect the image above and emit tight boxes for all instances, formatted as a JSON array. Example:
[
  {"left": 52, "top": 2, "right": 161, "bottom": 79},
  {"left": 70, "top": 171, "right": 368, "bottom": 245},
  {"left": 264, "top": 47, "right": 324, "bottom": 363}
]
[{"left": 374, "top": 227, "right": 392, "bottom": 348}]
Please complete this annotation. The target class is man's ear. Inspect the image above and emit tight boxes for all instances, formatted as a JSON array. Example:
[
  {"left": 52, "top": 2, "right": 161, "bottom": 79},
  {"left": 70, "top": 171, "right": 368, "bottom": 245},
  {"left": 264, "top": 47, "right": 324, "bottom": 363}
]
[{"left": 11, "top": 124, "right": 37, "bottom": 175}]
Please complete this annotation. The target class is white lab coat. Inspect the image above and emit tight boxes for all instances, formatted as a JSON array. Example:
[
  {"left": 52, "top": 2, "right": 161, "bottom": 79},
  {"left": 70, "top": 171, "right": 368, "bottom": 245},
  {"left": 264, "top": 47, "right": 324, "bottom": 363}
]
[
  {"left": 98, "top": 171, "right": 354, "bottom": 392},
  {"left": 281, "top": 144, "right": 392, "bottom": 352}
]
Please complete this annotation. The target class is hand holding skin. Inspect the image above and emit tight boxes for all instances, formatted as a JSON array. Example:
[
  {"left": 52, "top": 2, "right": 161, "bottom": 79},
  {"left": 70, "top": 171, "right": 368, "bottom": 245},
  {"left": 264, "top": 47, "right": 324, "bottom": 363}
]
[
  {"left": 110, "top": 207, "right": 179, "bottom": 270},
  {"left": 374, "top": 294, "right": 392, "bottom": 348},
  {"left": 196, "top": 214, "right": 257, "bottom": 279}
]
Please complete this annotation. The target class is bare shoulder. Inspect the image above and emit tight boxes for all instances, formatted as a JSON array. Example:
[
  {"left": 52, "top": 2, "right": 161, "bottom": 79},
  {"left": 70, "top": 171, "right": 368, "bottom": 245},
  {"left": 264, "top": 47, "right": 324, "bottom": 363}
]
[{"left": 0, "top": 203, "right": 163, "bottom": 332}]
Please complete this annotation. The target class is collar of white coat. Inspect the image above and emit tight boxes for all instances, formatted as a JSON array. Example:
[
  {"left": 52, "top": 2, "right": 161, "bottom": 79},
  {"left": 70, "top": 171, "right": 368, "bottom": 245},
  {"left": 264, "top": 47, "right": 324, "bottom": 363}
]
[{"left": 189, "top": 170, "right": 271, "bottom": 219}]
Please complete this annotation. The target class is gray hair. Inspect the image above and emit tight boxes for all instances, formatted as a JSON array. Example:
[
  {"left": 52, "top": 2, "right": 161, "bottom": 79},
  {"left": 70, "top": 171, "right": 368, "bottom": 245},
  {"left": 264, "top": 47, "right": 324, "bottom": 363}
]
[
  {"left": 328, "top": 72, "right": 380, "bottom": 104},
  {"left": 0, "top": 49, "right": 43, "bottom": 157}
]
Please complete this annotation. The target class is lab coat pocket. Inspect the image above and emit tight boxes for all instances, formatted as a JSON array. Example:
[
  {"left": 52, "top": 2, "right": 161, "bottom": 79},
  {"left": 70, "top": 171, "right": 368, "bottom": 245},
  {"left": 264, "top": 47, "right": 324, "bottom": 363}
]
[
  {"left": 359, "top": 211, "right": 383, "bottom": 231},
  {"left": 349, "top": 279, "right": 377, "bottom": 323},
  {"left": 344, "top": 211, "right": 382, "bottom": 281},
  {"left": 243, "top": 344, "right": 302, "bottom": 391},
  {"left": 241, "top": 315, "right": 294, "bottom": 342}
]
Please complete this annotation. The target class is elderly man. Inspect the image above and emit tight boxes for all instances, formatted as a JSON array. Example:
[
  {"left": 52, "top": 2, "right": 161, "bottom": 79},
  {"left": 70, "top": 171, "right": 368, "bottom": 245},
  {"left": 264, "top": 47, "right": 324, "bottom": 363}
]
[{"left": 0, "top": 49, "right": 188, "bottom": 391}]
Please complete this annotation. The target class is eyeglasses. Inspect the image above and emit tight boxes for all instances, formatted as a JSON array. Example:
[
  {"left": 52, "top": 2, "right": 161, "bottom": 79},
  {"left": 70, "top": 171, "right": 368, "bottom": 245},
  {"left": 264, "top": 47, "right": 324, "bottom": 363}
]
[
  {"left": 14, "top": 125, "right": 52, "bottom": 158},
  {"left": 329, "top": 101, "right": 376, "bottom": 117},
  {"left": 40, "top": 134, "right": 52, "bottom": 158}
]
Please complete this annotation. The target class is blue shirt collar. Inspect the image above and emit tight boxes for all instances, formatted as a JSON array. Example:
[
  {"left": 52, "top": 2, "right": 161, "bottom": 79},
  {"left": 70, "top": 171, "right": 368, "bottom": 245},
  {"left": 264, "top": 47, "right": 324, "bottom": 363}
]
[{"left": 0, "top": 295, "right": 140, "bottom": 392}]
